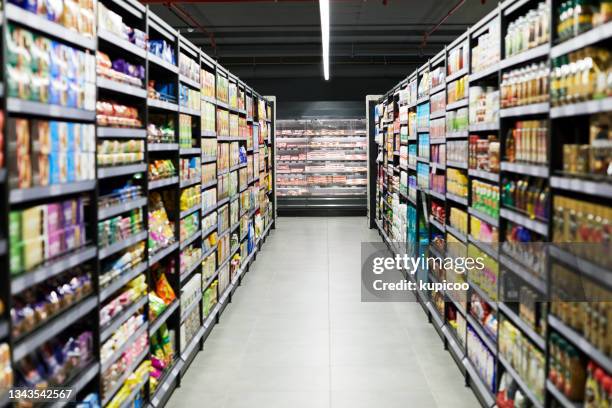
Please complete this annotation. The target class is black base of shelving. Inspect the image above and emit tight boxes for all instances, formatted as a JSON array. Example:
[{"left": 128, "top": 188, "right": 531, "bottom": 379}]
[{"left": 278, "top": 207, "right": 366, "bottom": 216}]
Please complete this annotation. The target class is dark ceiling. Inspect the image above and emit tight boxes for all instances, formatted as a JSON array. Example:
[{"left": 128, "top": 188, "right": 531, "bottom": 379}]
[{"left": 146, "top": 0, "right": 497, "bottom": 102}]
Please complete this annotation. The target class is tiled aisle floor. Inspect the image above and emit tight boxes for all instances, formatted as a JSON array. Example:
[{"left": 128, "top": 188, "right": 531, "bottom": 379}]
[{"left": 168, "top": 217, "right": 479, "bottom": 408}]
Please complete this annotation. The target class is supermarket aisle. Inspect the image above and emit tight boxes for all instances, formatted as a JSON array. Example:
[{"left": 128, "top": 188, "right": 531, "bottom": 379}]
[{"left": 168, "top": 217, "right": 478, "bottom": 408}]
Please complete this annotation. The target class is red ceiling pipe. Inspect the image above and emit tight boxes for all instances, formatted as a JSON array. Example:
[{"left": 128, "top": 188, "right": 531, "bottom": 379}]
[
  {"left": 419, "top": 0, "right": 465, "bottom": 53},
  {"left": 167, "top": 2, "right": 217, "bottom": 49}
]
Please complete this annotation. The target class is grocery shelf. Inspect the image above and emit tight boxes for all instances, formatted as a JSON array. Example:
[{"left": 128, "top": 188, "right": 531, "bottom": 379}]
[
  {"left": 179, "top": 253, "right": 202, "bottom": 284},
  {"left": 98, "top": 77, "right": 147, "bottom": 99},
  {"left": 11, "top": 246, "right": 97, "bottom": 294},
  {"left": 180, "top": 292, "right": 202, "bottom": 323},
  {"left": 98, "top": 28, "right": 147, "bottom": 59},
  {"left": 446, "top": 160, "right": 467, "bottom": 170},
  {"left": 462, "top": 357, "right": 496, "bottom": 408},
  {"left": 98, "top": 163, "right": 147, "bottom": 179},
  {"left": 468, "top": 169, "right": 499, "bottom": 183},
  {"left": 548, "top": 315, "right": 612, "bottom": 373},
  {"left": 469, "top": 63, "right": 499, "bottom": 83},
  {"left": 550, "top": 97, "right": 612, "bottom": 118},
  {"left": 180, "top": 177, "right": 201, "bottom": 189},
  {"left": 550, "top": 176, "right": 612, "bottom": 199},
  {"left": 100, "top": 262, "right": 148, "bottom": 302},
  {"left": 498, "top": 354, "right": 544, "bottom": 408},
  {"left": 429, "top": 217, "right": 446, "bottom": 232},
  {"left": 148, "top": 98, "right": 179, "bottom": 112},
  {"left": 150, "top": 300, "right": 180, "bottom": 335},
  {"left": 467, "top": 236, "right": 499, "bottom": 260},
  {"left": 102, "top": 349, "right": 148, "bottom": 406},
  {"left": 430, "top": 138, "right": 445, "bottom": 145},
  {"left": 99, "top": 197, "right": 147, "bottom": 220},
  {"left": 13, "top": 296, "right": 97, "bottom": 361},
  {"left": 180, "top": 229, "right": 201, "bottom": 250},
  {"left": 546, "top": 380, "right": 582, "bottom": 408},
  {"left": 201, "top": 179, "right": 217, "bottom": 190},
  {"left": 549, "top": 244, "right": 612, "bottom": 288},
  {"left": 428, "top": 189, "right": 446, "bottom": 201},
  {"left": 467, "top": 278, "right": 497, "bottom": 310},
  {"left": 149, "top": 144, "right": 179, "bottom": 153},
  {"left": 180, "top": 147, "right": 201, "bottom": 156},
  {"left": 468, "top": 123, "right": 498, "bottom": 132},
  {"left": 550, "top": 21, "right": 612, "bottom": 58},
  {"left": 101, "top": 295, "right": 147, "bottom": 342},
  {"left": 181, "top": 326, "right": 205, "bottom": 362},
  {"left": 180, "top": 203, "right": 201, "bottom": 219},
  {"left": 430, "top": 83, "right": 445, "bottom": 96},
  {"left": 468, "top": 207, "right": 499, "bottom": 228},
  {"left": 150, "top": 242, "right": 179, "bottom": 266},
  {"left": 446, "top": 67, "right": 468, "bottom": 83},
  {"left": 446, "top": 224, "right": 467, "bottom": 243},
  {"left": 101, "top": 323, "right": 148, "bottom": 372},
  {"left": 98, "top": 127, "right": 147, "bottom": 139},
  {"left": 498, "top": 302, "right": 546, "bottom": 350},
  {"left": 499, "top": 253, "right": 547, "bottom": 294},
  {"left": 499, "top": 102, "right": 550, "bottom": 118},
  {"left": 10, "top": 180, "right": 96, "bottom": 204},
  {"left": 446, "top": 130, "right": 469, "bottom": 138},
  {"left": 499, "top": 43, "right": 550, "bottom": 70},
  {"left": 7, "top": 98, "right": 96, "bottom": 121},
  {"left": 500, "top": 161, "right": 549, "bottom": 178},
  {"left": 446, "top": 192, "right": 468, "bottom": 206},
  {"left": 150, "top": 176, "right": 180, "bottom": 190},
  {"left": 179, "top": 75, "right": 200, "bottom": 89},
  {"left": 99, "top": 230, "right": 147, "bottom": 260},
  {"left": 430, "top": 110, "right": 446, "bottom": 120},
  {"left": 499, "top": 208, "right": 548, "bottom": 236},
  {"left": 6, "top": 4, "right": 97, "bottom": 50},
  {"left": 446, "top": 99, "right": 468, "bottom": 111},
  {"left": 148, "top": 52, "right": 179, "bottom": 73},
  {"left": 0, "top": 6, "right": 276, "bottom": 406},
  {"left": 466, "top": 314, "right": 496, "bottom": 353}
]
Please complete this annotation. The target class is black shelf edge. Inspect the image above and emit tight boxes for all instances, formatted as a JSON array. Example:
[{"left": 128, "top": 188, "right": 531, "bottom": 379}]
[
  {"left": 429, "top": 217, "right": 446, "bottom": 232},
  {"left": 499, "top": 208, "right": 548, "bottom": 236},
  {"left": 180, "top": 177, "right": 201, "bottom": 189},
  {"left": 468, "top": 207, "right": 499, "bottom": 228},
  {"left": 500, "top": 161, "right": 549, "bottom": 178},
  {"left": 498, "top": 354, "right": 544, "bottom": 408},
  {"left": 202, "top": 156, "right": 216, "bottom": 164},
  {"left": 180, "top": 292, "right": 202, "bottom": 323},
  {"left": 180, "top": 203, "right": 201, "bottom": 219},
  {"left": 99, "top": 230, "right": 147, "bottom": 259},
  {"left": 101, "top": 348, "right": 148, "bottom": 406},
  {"left": 462, "top": 357, "right": 496, "bottom": 408},
  {"left": 550, "top": 176, "right": 612, "bottom": 199},
  {"left": 149, "top": 241, "right": 179, "bottom": 266},
  {"left": 546, "top": 380, "right": 582, "bottom": 408},
  {"left": 549, "top": 244, "right": 612, "bottom": 288},
  {"left": 468, "top": 169, "right": 500, "bottom": 183},
  {"left": 498, "top": 302, "right": 546, "bottom": 350},
  {"left": 7, "top": 98, "right": 96, "bottom": 121},
  {"left": 180, "top": 325, "right": 205, "bottom": 363},
  {"left": 446, "top": 224, "right": 467, "bottom": 243},
  {"left": 98, "top": 28, "right": 147, "bottom": 59},
  {"left": 150, "top": 359, "right": 183, "bottom": 407},
  {"left": 466, "top": 314, "right": 497, "bottom": 353},
  {"left": 179, "top": 254, "right": 203, "bottom": 284},
  {"left": 201, "top": 244, "right": 218, "bottom": 261},
  {"left": 148, "top": 143, "right": 179, "bottom": 152},
  {"left": 98, "top": 163, "right": 147, "bottom": 179},
  {"left": 499, "top": 253, "right": 547, "bottom": 293},
  {"left": 548, "top": 314, "right": 612, "bottom": 373},
  {"left": 101, "top": 322, "right": 148, "bottom": 372},
  {"left": 98, "top": 127, "right": 146, "bottom": 139},
  {"left": 11, "top": 246, "right": 97, "bottom": 294},
  {"left": 10, "top": 180, "right": 96, "bottom": 204},
  {"left": 150, "top": 176, "right": 180, "bottom": 190},
  {"left": 446, "top": 192, "right": 468, "bottom": 206},
  {"left": 100, "top": 295, "right": 147, "bottom": 342},
  {"left": 149, "top": 300, "right": 180, "bottom": 335},
  {"left": 98, "top": 77, "right": 147, "bottom": 99},
  {"left": 180, "top": 229, "right": 201, "bottom": 250},
  {"left": 99, "top": 197, "right": 147, "bottom": 221},
  {"left": 13, "top": 296, "right": 97, "bottom": 361},
  {"left": 5, "top": 4, "right": 97, "bottom": 51},
  {"left": 467, "top": 236, "right": 499, "bottom": 260},
  {"left": 99, "top": 261, "right": 148, "bottom": 302}
]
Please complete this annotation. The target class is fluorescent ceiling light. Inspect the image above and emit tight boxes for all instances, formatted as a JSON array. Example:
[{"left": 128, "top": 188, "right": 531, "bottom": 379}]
[{"left": 319, "top": 0, "right": 330, "bottom": 80}]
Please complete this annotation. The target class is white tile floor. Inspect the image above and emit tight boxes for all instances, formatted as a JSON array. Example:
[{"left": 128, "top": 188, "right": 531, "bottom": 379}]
[{"left": 168, "top": 217, "right": 480, "bottom": 408}]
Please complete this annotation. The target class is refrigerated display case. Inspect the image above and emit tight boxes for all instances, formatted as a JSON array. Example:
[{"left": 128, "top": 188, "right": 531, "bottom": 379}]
[{"left": 276, "top": 118, "right": 367, "bottom": 215}]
